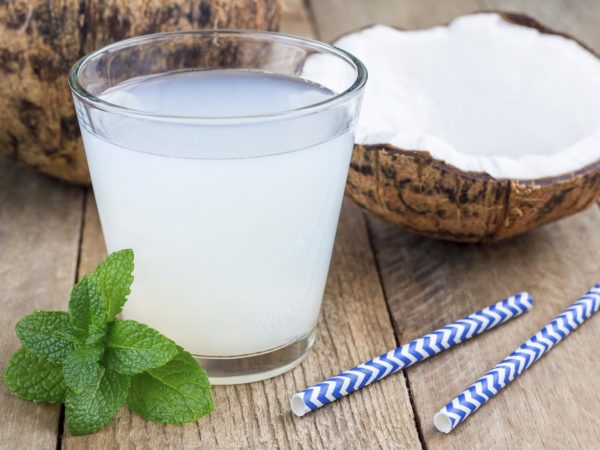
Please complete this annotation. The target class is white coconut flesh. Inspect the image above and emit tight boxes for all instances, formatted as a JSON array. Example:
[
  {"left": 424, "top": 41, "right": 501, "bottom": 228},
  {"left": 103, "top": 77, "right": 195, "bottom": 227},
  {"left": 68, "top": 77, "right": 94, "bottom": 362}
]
[{"left": 323, "top": 13, "right": 600, "bottom": 180}]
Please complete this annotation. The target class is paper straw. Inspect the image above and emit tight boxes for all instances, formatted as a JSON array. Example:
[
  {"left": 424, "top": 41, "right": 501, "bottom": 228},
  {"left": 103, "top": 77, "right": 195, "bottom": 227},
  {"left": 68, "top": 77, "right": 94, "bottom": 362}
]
[
  {"left": 434, "top": 284, "right": 600, "bottom": 434},
  {"left": 290, "top": 292, "right": 533, "bottom": 417}
]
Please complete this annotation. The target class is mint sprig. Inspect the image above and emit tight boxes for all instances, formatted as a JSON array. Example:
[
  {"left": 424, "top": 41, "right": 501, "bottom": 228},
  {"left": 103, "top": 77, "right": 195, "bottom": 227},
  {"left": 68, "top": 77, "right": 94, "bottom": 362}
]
[{"left": 2, "top": 249, "right": 213, "bottom": 435}]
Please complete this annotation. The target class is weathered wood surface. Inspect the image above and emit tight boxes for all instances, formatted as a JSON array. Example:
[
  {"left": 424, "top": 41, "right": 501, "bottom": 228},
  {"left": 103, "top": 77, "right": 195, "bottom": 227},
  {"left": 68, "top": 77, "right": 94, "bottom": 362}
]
[
  {"left": 310, "top": 0, "right": 479, "bottom": 42},
  {"left": 311, "top": 0, "right": 600, "bottom": 448},
  {"left": 310, "top": 0, "right": 600, "bottom": 47},
  {"left": 2, "top": 0, "right": 600, "bottom": 449},
  {"left": 0, "top": 156, "right": 83, "bottom": 450},
  {"left": 477, "top": 0, "right": 600, "bottom": 49}
]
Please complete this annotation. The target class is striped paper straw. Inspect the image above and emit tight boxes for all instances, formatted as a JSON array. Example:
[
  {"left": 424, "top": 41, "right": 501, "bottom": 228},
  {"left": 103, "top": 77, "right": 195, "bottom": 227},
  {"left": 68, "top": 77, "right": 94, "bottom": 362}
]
[
  {"left": 434, "top": 284, "right": 600, "bottom": 434},
  {"left": 290, "top": 292, "right": 533, "bottom": 417}
]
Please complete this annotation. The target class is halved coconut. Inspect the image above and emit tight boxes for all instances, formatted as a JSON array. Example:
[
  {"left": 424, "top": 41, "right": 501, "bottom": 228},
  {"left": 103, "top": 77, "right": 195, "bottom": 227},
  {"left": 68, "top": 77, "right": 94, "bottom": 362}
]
[{"left": 334, "top": 13, "right": 600, "bottom": 242}]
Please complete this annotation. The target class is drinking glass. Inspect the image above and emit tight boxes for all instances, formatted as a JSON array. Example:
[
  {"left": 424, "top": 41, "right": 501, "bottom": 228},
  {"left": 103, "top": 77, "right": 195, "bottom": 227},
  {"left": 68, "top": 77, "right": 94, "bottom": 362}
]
[{"left": 69, "top": 30, "right": 366, "bottom": 384}]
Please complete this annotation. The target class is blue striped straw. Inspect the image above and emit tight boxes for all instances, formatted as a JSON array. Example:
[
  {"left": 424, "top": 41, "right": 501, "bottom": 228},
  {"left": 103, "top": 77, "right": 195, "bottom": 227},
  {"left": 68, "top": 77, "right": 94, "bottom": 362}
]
[
  {"left": 290, "top": 292, "right": 533, "bottom": 417},
  {"left": 434, "top": 284, "right": 600, "bottom": 433}
]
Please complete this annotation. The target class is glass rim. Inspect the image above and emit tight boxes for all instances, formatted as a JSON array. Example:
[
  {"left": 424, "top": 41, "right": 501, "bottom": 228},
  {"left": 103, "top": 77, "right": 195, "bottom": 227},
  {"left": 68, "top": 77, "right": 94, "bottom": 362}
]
[{"left": 68, "top": 29, "right": 367, "bottom": 124}]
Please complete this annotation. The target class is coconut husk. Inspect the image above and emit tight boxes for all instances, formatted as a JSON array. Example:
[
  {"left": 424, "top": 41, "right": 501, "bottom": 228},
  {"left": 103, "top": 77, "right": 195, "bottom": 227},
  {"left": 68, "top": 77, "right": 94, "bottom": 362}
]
[{"left": 347, "top": 144, "right": 600, "bottom": 243}]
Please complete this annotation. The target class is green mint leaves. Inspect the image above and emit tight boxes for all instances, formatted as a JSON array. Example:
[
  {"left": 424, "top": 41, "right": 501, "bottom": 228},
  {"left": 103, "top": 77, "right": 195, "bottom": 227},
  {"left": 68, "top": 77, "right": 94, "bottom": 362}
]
[
  {"left": 128, "top": 348, "right": 213, "bottom": 423},
  {"left": 92, "top": 249, "right": 134, "bottom": 321},
  {"left": 15, "top": 311, "right": 76, "bottom": 364},
  {"left": 65, "top": 367, "right": 131, "bottom": 436},
  {"left": 2, "top": 249, "right": 213, "bottom": 435},
  {"left": 3, "top": 348, "right": 67, "bottom": 403},
  {"left": 69, "top": 275, "right": 109, "bottom": 334},
  {"left": 105, "top": 320, "right": 178, "bottom": 375}
]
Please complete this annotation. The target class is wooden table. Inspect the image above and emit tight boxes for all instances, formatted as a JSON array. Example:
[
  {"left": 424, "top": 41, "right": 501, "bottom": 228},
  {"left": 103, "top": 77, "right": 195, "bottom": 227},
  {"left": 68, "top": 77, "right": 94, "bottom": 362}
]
[{"left": 2, "top": 0, "right": 600, "bottom": 448}]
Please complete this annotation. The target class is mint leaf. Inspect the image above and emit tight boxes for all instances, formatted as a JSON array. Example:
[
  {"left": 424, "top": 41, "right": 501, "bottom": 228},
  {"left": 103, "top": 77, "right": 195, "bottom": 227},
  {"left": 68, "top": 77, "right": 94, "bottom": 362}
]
[
  {"left": 16, "top": 311, "right": 76, "bottom": 364},
  {"left": 127, "top": 348, "right": 213, "bottom": 424},
  {"left": 65, "top": 367, "right": 130, "bottom": 436},
  {"left": 104, "top": 320, "right": 178, "bottom": 375},
  {"left": 3, "top": 347, "right": 66, "bottom": 403},
  {"left": 69, "top": 275, "right": 108, "bottom": 334},
  {"left": 63, "top": 345, "right": 104, "bottom": 392},
  {"left": 92, "top": 249, "right": 134, "bottom": 321},
  {"left": 85, "top": 325, "right": 107, "bottom": 345}
]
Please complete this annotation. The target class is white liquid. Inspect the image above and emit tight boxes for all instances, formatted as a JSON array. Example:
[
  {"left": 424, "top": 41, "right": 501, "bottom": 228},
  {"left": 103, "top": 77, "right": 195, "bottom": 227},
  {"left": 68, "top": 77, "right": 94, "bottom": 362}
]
[{"left": 81, "top": 71, "right": 354, "bottom": 356}]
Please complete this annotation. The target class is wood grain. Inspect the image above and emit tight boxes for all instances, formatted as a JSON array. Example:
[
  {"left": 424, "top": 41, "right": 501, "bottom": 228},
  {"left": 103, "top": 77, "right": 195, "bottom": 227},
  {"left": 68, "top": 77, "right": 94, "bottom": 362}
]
[
  {"left": 309, "top": 0, "right": 479, "bottom": 42},
  {"left": 0, "top": 156, "right": 83, "bottom": 450},
  {"left": 310, "top": 0, "right": 600, "bottom": 447},
  {"left": 76, "top": 192, "right": 106, "bottom": 277},
  {"left": 476, "top": 0, "right": 600, "bottom": 50},
  {"left": 63, "top": 0, "right": 421, "bottom": 448}
]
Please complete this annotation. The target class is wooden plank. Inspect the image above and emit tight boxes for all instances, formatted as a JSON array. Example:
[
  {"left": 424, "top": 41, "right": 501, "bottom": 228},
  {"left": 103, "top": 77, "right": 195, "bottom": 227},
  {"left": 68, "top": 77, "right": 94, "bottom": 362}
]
[
  {"left": 310, "top": 0, "right": 479, "bottom": 42},
  {"left": 76, "top": 192, "right": 106, "bottom": 277},
  {"left": 280, "top": 0, "right": 317, "bottom": 37},
  {"left": 310, "top": 0, "right": 600, "bottom": 447},
  {"left": 476, "top": 0, "right": 600, "bottom": 50},
  {"left": 63, "top": 1, "right": 421, "bottom": 448},
  {"left": 0, "top": 156, "right": 83, "bottom": 450},
  {"left": 310, "top": 0, "right": 600, "bottom": 53}
]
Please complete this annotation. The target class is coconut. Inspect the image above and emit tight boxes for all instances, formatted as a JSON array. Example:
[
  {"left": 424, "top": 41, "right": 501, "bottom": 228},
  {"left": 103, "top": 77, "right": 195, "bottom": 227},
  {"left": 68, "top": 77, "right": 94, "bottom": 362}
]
[
  {"left": 0, "top": 0, "right": 281, "bottom": 185},
  {"left": 331, "top": 13, "right": 600, "bottom": 242}
]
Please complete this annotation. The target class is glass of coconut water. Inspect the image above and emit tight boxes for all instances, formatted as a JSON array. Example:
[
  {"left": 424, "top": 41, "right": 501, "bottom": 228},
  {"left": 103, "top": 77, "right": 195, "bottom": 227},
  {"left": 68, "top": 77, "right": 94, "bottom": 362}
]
[{"left": 69, "top": 31, "right": 366, "bottom": 384}]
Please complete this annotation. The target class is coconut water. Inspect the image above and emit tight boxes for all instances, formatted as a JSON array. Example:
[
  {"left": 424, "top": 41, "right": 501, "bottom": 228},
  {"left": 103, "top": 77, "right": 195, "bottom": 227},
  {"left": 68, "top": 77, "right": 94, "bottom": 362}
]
[{"left": 80, "top": 70, "right": 354, "bottom": 362}]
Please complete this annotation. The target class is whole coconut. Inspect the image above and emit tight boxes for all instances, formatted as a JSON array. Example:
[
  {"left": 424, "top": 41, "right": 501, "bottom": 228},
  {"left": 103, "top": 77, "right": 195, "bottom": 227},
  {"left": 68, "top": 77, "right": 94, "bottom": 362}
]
[{"left": 0, "top": 0, "right": 281, "bottom": 185}]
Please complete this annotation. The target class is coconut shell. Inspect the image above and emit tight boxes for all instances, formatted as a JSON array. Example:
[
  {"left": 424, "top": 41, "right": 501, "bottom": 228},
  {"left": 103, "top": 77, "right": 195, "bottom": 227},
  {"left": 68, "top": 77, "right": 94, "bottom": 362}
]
[
  {"left": 347, "top": 144, "right": 600, "bottom": 243},
  {"left": 0, "top": 0, "right": 281, "bottom": 185},
  {"left": 344, "top": 12, "right": 600, "bottom": 243}
]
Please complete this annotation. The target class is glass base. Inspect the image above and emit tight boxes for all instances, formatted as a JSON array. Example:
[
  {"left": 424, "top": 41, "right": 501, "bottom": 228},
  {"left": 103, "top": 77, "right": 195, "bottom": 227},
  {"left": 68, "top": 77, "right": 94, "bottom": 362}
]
[{"left": 194, "top": 330, "right": 316, "bottom": 385}]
